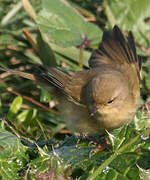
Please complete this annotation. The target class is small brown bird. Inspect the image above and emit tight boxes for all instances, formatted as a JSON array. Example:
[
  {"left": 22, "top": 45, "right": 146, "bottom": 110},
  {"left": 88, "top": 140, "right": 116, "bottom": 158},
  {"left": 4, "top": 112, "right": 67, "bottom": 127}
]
[{"left": 1, "top": 26, "right": 141, "bottom": 135}]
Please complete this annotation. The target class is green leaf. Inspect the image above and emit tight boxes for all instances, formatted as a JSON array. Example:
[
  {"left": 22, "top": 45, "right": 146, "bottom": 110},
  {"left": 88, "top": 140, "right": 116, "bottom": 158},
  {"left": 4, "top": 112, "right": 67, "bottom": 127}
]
[
  {"left": 0, "top": 34, "right": 19, "bottom": 47},
  {"left": 16, "top": 108, "right": 37, "bottom": 126},
  {"left": 0, "top": 98, "right": 3, "bottom": 114},
  {"left": 145, "top": 75, "right": 150, "bottom": 90},
  {"left": 0, "top": 127, "right": 28, "bottom": 180},
  {"left": 86, "top": 126, "right": 143, "bottom": 179},
  {"left": 106, "top": 126, "right": 127, "bottom": 151},
  {"left": 25, "top": 126, "right": 149, "bottom": 180},
  {"left": 50, "top": 43, "right": 91, "bottom": 67},
  {"left": 30, "top": 155, "right": 51, "bottom": 173},
  {"left": 36, "top": 32, "right": 57, "bottom": 66},
  {"left": 37, "top": 0, "right": 102, "bottom": 47},
  {"left": 7, "top": 96, "right": 23, "bottom": 120},
  {"left": 138, "top": 166, "right": 150, "bottom": 180},
  {"left": 48, "top": 136, "right": 94, "bottom": 170},
  {"left": 40, "top": 89, "right": 52, "bottom": 103},
  {"left": 134, "top": 111, "right": 150, "bottom": 131},
  {"left": 107, "top": 0, "right": 150, "bottom": 47}
]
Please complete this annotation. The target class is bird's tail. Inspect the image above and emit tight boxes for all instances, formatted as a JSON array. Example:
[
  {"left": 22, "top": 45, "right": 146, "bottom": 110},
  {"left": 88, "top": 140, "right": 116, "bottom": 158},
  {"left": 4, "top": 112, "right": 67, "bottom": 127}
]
[
  {"left": 33, "top": 65, "right": 71, "bottom": 91},
  {"left": 0, "top": 65, "right": 71, "bottom": 93}
]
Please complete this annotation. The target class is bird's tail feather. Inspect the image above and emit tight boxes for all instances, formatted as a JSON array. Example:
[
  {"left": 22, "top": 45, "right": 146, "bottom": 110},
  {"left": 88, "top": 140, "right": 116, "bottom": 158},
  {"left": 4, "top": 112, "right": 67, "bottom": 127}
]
[{"left": 33, "top": 65, "right": 71, "bottom": 91}]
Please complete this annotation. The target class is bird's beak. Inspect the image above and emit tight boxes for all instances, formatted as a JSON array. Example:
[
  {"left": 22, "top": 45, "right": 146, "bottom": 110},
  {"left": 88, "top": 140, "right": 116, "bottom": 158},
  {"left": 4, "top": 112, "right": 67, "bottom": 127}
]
[{"left": 90, "top": 106, "right": 98, "bottom": 116}]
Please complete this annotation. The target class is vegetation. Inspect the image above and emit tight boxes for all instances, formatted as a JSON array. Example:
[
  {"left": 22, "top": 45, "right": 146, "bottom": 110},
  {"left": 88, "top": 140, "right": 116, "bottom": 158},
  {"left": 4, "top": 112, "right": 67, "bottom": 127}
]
[{"left": 0, "top": 0, "right": 150, "bottom": 179}]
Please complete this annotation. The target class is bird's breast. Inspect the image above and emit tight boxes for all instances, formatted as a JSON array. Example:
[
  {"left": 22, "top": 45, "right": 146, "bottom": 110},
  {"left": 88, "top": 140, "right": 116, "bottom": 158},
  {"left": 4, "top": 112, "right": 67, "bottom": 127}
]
[{"left": 58, "top": 95, "right": 138, "bottom": 135}]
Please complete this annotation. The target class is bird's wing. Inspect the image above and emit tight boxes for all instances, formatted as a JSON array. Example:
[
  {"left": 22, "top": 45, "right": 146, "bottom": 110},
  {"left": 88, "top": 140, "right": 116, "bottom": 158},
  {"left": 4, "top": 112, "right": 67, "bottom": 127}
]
[
  {"left": 34, "top": 65, "right": 89, "bottom": 103},
  {"left": 88, "top": 25, "right": 141, "bottom": 80}
]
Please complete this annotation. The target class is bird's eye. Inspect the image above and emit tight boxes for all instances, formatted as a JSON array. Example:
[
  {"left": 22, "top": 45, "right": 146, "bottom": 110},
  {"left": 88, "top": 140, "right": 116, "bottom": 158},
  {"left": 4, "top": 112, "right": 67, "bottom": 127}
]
[{"left": 107, "top": 99, "right": 114, "bottom": 104}]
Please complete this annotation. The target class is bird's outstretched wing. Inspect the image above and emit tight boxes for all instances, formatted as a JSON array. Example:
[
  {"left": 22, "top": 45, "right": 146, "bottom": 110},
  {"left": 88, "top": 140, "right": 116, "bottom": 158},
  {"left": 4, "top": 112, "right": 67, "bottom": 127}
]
[{"left": 88, "top": 25, "right": 141, "bottom": 80}]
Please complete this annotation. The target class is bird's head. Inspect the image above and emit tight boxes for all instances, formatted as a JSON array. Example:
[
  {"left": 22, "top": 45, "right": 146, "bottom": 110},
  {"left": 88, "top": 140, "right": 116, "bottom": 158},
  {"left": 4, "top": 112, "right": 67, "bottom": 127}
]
[{"left": 86, "top": 71, "right": 130, "bottom": 116}]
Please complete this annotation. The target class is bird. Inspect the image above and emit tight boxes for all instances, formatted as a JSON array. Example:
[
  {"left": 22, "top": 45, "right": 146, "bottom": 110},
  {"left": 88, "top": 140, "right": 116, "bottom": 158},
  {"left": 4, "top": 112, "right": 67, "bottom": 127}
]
[{"left": 0, "top": 25, "right": 141, "bottom": 135}]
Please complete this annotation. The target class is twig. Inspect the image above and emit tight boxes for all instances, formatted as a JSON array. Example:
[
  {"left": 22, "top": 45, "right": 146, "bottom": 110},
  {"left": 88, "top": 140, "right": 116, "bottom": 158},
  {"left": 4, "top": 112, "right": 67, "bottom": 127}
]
[
  {"left": 79, "top": 37, "right": 91, "bottom": 68},
  {"left": 75, "top": 8, "right": 96, "bottom": 22},
  {"left": 0, "top": 67, "right": 36, "bottom": 81},
  {"left": 0, "top": 118, "right": 21, "bottom": 138},
  {"left": 103, "top": 0, "right": 117, "bottom": 27},
  {"left": 79, "top": 46, "right": 84, "bottom": 69},
  {"left": 6, "top": 87, "right": 59, "bottom": 115},
  {"left": 0, "top": 118, "right": 36, "bottom": 144},
  {"left": 0, "top": 71, "right": 16, "bottom": 79},
  {"left": 60, "top": 0, "right": 96, "bottom": 23},
  {"left": 59, "top": 129, "right": 71, "bottom": 134},
  {"left": 37, "top": 120, "right": 49, "bottom": 140},
  {"left": 21, "top": 0, "right": 37, "bottom": 22},
  {"left": 139, "top": 102, "right": 150, "bottom": 114},
  {"left": 60, "top": 0, "right": 80, "bottom": 15},
  {"left": 23, "top": 28, "right": 39, "bottom": 54},
  {"left": 1, "top": 2, "right": 23, "bottom": 25}
]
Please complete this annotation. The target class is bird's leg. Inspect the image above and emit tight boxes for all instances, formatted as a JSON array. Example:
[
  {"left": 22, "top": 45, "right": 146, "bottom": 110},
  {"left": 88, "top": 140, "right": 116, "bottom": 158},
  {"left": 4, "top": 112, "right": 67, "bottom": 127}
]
[
  {"left": 91, "top": 138, "right": 110, "bottom": 153},
  {"left": 81, "top": 134, "right": 111, "bottom": 152}
]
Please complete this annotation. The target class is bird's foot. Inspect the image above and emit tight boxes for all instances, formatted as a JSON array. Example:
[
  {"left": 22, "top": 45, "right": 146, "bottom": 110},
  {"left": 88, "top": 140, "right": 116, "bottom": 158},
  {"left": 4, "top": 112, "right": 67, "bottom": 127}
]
[{"left": 81, "top": 134, "right": 110, "bottom": 152}]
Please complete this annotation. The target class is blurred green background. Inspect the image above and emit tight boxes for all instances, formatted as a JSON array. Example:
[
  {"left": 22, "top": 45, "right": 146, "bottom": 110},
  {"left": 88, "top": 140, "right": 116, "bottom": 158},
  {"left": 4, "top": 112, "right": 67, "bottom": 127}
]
[{"left": 0, "top": 0, "right": 150, "bottom": 179}]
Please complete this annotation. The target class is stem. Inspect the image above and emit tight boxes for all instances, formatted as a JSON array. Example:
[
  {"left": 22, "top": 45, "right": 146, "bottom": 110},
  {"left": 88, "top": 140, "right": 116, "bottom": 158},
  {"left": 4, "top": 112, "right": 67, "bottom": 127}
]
[
  {"left": 103, "top": 0, "right": 117, "bottom": 27},
  {"left": 21, "top": 0, "right": 37, "bottom": 22},
  {"left": 1, "top": 2, "right": 22, "bottom": 25},
  {"left": 79, "top": 46, "right": 84, "bottom": 69},
  {"left": 6, "top": 87, "right": 59, "bottom": 114}
]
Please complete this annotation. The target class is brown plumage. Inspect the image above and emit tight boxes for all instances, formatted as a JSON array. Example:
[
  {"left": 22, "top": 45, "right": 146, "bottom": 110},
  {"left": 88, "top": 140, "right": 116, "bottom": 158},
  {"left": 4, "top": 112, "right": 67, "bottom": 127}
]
[{"left": 0, "top": 25, "right": 141, "bottom": 135}]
